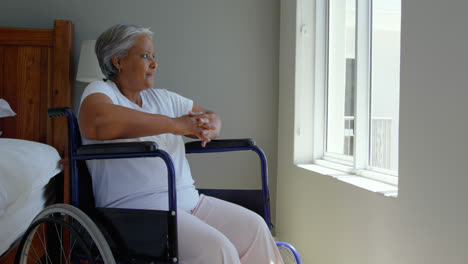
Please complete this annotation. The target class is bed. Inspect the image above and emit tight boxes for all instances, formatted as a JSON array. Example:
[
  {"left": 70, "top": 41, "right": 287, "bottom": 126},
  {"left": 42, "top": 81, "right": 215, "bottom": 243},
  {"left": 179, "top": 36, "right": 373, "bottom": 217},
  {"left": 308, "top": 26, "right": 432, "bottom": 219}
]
[{"left": 0, "top": 20, "right": 73, "bottom": 263}]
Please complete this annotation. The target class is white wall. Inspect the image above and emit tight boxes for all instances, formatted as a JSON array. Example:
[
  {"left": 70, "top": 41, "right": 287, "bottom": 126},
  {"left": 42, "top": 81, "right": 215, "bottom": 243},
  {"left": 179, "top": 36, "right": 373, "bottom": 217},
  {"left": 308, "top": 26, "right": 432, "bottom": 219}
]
[
  {"left": 277, "top": 0, "right": 468, "bottom": 263},
  {"left": 0, "top": 0, "right": 280, "bottom": 225}
]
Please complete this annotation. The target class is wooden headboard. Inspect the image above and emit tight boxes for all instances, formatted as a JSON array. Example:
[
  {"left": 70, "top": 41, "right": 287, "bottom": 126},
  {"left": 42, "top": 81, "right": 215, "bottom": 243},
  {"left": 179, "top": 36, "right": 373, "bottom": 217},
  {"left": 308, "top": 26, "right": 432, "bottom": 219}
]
[
  {"left": 0, "top": 20, "right": 73, "bottom": 157},
  {"left": 0, "top": 20, "right": 73, "bottom": 264}
]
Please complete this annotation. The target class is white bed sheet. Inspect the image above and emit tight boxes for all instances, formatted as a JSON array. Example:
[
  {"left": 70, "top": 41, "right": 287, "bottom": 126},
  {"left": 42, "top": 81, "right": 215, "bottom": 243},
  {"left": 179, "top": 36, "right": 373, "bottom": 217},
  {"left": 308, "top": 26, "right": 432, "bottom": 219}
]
[
  {"left": 0, "top": 138, "right": 62, "bottom": 214},
  {"left": 0, "top": 187, "right": 47, "bottom": 256}
]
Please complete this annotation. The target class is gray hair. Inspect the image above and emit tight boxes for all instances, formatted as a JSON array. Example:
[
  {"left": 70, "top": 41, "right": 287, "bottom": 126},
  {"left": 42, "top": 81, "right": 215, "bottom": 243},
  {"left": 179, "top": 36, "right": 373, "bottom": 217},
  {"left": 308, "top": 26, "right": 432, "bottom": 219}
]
[{"left": 95, "top": 24, "right": 153, "bottom": 81}]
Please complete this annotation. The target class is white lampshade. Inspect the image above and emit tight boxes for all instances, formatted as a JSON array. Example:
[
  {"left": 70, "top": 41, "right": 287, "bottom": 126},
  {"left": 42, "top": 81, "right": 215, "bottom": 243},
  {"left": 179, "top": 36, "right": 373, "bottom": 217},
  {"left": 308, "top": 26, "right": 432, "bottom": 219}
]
[{"left": 76, "top": 40, "right": 105, "bottom": 83}]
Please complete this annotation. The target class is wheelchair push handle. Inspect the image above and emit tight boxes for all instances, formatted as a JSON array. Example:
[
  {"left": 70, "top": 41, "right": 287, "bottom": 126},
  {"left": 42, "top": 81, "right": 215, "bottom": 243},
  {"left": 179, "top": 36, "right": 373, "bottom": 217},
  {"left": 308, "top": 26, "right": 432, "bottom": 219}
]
[{"left": 48, "top": 107, "right": 69, "bottom": 118}]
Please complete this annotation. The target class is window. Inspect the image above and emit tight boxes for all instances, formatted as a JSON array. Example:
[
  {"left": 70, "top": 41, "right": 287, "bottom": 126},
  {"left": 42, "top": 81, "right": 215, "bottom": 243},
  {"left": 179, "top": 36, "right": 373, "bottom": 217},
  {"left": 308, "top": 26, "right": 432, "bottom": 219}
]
[
  {"left": 295, "top": 0, "right": 401, "bottom": 187},
  {"left": 325, "top": 0, "right": 401, "bottom": 176}
]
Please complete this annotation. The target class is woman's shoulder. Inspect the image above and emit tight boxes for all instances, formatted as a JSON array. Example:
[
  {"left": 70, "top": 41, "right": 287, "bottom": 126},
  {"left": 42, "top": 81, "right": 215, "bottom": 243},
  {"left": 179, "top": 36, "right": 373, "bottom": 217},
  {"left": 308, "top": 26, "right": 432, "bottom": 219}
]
[
  {"left": 82, "top": 80, "right": 115, "bottom": 95},
  {"left": 81, "top": 81, "right": 119, "bottom": 104}
]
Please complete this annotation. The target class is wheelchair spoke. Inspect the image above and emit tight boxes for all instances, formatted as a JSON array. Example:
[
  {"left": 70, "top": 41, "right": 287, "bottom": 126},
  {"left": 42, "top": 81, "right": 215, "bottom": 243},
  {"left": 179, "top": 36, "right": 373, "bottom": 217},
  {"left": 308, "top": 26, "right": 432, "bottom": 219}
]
[
  {"left": 67, "top": 216, "right": 84, "bottom": 264},
  {"left": 80, "top": 226, "right": 100, "bottom": 263},
  {"left": 61, "top": 224, "right": 65, "bottom": 264},
  {"left": 23, "top": 239, "right": 42, "bottom": 264},
  {"left": 69, "top": 220, "right": 82, "bottom": 253},
  {"left": 54, "top": 222, "right": 70, "bottom": 264},
  {"left": 24, "top": 237, "right": 39, "bottom": 261},
  {"left": 42, "top": 223, "right": 48, "bottom": 262},
  {"left": 67, "top": 233, "right": 78, "bottom": 264},
  {"left": 24, "top": 254, "right": 41, "bottom": 264},
  {"left": 70, "top": 233, "right": 79, "bottom": 252},
  {"left": 36, "top": 226, "right": 53, "bottom": 264}
]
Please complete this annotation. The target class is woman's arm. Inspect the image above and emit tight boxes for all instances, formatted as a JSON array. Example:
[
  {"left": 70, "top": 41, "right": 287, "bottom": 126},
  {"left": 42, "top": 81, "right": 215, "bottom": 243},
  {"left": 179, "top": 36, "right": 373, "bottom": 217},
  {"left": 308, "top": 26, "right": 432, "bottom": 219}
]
[{"left": 79, "top": 93, "right": 212, "bottom": 140}]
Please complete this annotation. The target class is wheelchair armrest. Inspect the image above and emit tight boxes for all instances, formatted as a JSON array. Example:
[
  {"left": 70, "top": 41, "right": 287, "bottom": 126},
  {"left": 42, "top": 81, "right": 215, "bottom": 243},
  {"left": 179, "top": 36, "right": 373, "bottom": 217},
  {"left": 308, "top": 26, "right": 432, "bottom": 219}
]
[
  {"left": 77, "top": 141, "right": 158, "bottom": 155},
  {"left": 185, "top": 138, "right": 256, "bottom": 151}
]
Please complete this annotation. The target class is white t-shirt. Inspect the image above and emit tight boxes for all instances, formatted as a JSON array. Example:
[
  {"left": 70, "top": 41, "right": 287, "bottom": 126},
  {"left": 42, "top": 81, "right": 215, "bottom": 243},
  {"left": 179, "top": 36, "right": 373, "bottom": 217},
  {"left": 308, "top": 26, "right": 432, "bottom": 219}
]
[{"left": 79, "top": 81, "right": 199, "bottom": 211}]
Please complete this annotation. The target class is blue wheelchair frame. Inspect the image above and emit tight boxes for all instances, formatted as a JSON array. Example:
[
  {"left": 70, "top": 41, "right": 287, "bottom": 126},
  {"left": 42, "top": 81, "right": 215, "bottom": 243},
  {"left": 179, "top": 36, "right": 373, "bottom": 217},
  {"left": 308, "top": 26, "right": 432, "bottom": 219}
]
[{"left": 48, "top": 107, "right": 301, "bottom": 264}]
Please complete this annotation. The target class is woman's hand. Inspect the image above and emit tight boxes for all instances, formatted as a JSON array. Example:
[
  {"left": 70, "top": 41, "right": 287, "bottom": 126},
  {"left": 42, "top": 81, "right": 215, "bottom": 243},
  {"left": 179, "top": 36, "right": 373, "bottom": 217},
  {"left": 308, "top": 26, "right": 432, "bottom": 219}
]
[
  {"left": 188, "top": 111, "right": 220, "bottom": 147},
  {"left": 173, "top": 114, "right": 216, "bottom": 145}
]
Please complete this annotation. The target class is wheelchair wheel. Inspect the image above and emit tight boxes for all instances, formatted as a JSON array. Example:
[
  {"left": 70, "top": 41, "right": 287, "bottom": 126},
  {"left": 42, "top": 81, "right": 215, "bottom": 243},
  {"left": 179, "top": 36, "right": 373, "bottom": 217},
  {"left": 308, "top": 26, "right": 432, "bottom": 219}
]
[
  {"left": 15, "top": 204, "right": 115, "bottom": 264},
  {"left": 277, "top": 241, "right": 301, "bottom": 264}
]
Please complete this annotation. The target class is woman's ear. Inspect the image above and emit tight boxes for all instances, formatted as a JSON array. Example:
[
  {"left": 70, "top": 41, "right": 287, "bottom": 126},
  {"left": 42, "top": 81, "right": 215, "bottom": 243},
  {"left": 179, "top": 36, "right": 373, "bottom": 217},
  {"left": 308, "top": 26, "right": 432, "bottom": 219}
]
[{"left": 112, "top": 55, "right": 120, "bottom": 70}]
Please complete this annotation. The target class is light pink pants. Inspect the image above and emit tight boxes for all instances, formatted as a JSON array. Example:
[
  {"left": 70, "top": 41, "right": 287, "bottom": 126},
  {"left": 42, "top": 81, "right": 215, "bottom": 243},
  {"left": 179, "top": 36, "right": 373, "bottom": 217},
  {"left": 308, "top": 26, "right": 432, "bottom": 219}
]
[{"left": 177, "top": 194, "right": 284, "bottom": 264}]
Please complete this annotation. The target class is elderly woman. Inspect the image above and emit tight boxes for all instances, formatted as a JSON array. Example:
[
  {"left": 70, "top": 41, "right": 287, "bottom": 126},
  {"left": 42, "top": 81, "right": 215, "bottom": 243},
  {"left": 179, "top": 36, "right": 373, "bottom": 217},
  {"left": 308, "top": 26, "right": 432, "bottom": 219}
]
[{"left": 78, "top": 24, "right": 283, "bottom": 264}]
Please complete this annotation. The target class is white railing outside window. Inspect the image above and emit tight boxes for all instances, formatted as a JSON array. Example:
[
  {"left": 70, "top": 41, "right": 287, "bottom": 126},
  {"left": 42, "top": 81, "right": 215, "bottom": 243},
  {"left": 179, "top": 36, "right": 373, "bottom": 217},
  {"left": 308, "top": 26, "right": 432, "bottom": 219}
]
[
  {"left": 370, "top": 117, "right": 392, "bottom": 170},
  {"left": 343, "top": 116, "right": 354, "bottom": 156}
]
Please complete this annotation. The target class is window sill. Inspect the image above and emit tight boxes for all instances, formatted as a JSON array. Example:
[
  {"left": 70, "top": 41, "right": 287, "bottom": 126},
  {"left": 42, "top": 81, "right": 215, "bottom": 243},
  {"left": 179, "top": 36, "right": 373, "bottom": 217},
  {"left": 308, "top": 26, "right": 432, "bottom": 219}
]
[{"left": 297, "top": 161, "right": 398, "bottom": 198}]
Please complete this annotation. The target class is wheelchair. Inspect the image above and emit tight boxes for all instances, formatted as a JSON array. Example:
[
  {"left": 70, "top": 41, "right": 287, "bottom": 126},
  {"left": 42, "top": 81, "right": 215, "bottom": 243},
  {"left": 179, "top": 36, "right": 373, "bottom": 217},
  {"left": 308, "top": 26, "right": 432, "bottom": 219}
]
[{"left": 15, "top": 107, "right": 301, "bottom": 264}]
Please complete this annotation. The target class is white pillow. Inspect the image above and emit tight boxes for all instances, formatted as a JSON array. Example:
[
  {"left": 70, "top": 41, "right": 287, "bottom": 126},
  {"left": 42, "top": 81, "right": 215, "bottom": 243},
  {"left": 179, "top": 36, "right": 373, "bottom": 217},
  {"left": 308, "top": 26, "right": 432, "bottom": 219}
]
[
  {"left": 0, "top": 138, "right": 63, "bottom": 211},
  {"left": 0, "top": 99, "right": 16, "bottom": 118}
]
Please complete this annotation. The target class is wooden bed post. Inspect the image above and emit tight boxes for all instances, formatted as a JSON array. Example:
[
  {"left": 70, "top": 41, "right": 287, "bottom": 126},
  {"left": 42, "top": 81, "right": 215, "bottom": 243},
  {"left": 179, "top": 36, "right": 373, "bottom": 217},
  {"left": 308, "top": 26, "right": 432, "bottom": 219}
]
[
  {"left": 51, "top": 20, "right": 74, "bottom": 204},
  {"left": 51, "top": 20, "right": 73, "bottom": 158}
]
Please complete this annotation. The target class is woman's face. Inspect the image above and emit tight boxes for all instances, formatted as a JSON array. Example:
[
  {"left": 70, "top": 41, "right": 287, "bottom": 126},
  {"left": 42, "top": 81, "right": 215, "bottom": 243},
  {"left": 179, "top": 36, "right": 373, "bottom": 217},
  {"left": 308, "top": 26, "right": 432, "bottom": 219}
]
[{"left": 115, "top": 34, "right": 157, "bottom": 90}]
